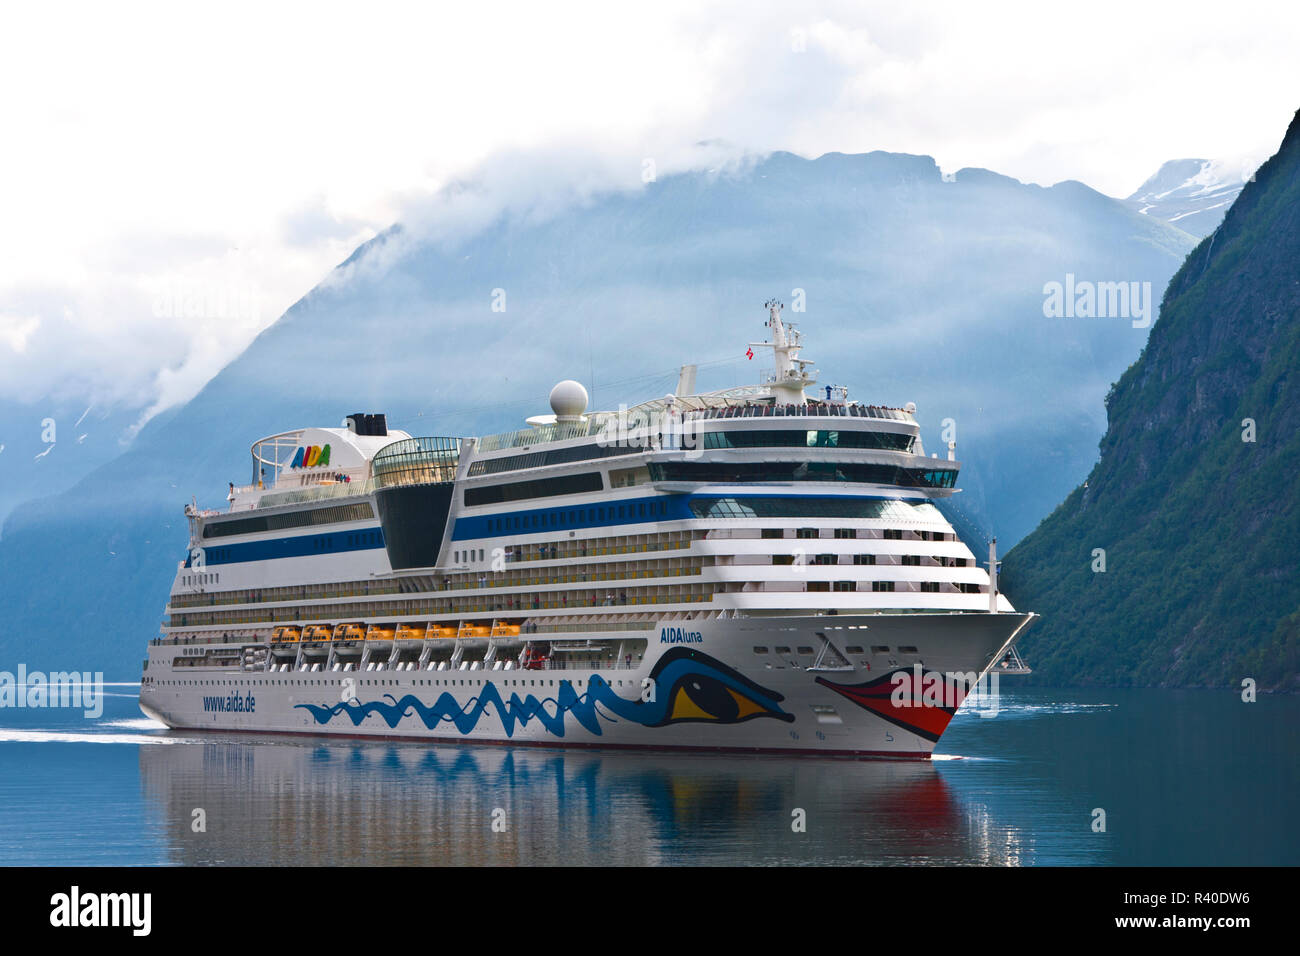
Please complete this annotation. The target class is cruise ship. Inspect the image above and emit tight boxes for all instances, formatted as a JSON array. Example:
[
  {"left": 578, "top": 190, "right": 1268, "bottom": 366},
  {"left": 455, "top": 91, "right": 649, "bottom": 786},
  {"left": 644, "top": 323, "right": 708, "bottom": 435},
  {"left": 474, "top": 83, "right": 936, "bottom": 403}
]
[{"left": 140, "top": 303, "right": 1036, "bottom": 757}]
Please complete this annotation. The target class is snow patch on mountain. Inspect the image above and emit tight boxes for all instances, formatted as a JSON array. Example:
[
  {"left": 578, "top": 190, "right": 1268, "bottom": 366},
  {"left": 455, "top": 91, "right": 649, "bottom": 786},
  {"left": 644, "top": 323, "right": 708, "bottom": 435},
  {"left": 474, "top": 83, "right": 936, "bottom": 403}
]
[{"left": 1125, "top": 154, "right": 1266, "bottom": 238}]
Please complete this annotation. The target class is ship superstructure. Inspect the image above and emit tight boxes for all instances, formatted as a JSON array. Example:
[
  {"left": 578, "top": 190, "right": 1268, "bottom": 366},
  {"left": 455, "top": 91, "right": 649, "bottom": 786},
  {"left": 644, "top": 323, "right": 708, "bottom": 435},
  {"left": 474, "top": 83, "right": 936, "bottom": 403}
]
[{"left": 140, "top": 304, "right": 1035, "bottom": 756}]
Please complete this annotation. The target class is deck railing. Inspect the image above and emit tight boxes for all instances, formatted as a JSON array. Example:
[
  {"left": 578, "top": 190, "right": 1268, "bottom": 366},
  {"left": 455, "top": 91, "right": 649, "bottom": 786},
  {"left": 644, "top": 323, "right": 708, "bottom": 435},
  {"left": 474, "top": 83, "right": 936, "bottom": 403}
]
[
  {"left": 477, "top": 420, "right": 610, "bottom": 452},
  {"left": 679, "top": 402, "right": 915, "bottom": 423},
  {"left": 253, "top": 479, "right": 375, "bottom": 509}
]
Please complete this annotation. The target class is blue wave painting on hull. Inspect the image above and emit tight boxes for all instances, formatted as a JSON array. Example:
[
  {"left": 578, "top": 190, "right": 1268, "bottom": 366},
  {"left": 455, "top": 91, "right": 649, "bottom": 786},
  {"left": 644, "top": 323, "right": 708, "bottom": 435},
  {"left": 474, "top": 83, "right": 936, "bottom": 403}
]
[{"left": 293, "top": 647, "right": 794, "bottom": 737}]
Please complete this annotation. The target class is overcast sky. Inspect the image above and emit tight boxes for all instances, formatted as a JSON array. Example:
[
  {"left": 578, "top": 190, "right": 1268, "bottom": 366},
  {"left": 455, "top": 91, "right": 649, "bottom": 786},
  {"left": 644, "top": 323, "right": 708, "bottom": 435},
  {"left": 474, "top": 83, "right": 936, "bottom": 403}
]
[{"left": 2, "top": 0, "right": 1297, "bottom": 431}]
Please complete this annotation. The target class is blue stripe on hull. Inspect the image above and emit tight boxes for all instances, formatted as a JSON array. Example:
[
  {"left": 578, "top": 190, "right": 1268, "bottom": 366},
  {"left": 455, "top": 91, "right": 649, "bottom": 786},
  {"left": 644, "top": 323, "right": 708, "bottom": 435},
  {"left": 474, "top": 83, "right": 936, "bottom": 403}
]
[
  {"left": 452, "top": 493, "right": 690, "bottom": 541},
  {"left": 188, "top": 492, "right": 912, "bottom": 564},
  {"left": 450, "top": 492, "right": 902, "bottom": 541},
  {"left": 187, "top": 527, "right": 385, "bottom": 567}
]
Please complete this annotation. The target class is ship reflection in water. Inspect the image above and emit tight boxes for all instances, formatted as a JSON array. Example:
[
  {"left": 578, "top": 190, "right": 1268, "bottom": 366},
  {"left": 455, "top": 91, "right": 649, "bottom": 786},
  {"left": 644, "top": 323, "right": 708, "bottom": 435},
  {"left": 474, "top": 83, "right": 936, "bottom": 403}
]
[{"left": 139, "top": 739, "right": 1029, "bottom": 866}]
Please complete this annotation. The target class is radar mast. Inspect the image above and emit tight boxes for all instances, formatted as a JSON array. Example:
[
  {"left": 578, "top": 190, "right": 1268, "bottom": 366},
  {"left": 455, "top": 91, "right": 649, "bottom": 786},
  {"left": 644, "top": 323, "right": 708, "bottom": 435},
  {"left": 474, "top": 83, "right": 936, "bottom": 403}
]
[{"left": 749, "top": 299, "right": 818, "bottom": 403}]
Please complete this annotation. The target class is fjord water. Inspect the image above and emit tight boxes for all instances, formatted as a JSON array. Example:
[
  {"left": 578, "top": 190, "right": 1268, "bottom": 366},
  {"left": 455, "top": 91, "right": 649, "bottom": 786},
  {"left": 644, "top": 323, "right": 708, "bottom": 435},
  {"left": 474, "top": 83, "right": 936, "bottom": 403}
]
[{"left": 0, "top": 686, "right": 1294, "bottom": 866}]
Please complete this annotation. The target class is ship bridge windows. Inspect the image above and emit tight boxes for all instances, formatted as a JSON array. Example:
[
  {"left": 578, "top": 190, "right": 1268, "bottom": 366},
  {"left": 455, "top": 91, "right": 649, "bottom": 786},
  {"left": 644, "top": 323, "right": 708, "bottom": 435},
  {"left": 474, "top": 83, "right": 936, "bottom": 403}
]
[
  {"left": 464, "top": 472, "right": 604, "bottom": 507},
  {"left": 202, "top": 502, "right": 376, "bottom": 538},
  {"left": 468, "top": 441, "right": 641, "bottom": 477},
  {"left": 651, "top": 461, "right": 956, "bottom": 488},
  {"left": 701, "top": 428, "right": 915, "bottom": 453}
]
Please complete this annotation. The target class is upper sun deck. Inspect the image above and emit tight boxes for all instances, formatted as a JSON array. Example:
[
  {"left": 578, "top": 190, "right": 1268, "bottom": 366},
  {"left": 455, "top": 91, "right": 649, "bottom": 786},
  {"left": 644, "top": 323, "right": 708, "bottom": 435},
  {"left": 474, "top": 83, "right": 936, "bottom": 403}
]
[
  {"left": 211, "top": 305, "right": 936, "bottom": 513},
  {"left": 475, "top": 394, "right": 919, "bottom": 455},
  {"left": 476, "top": 302, "right": 920, "bottom": 457},
  {"left": 224, "top": 414, "right": 413, "bottom": 513}
]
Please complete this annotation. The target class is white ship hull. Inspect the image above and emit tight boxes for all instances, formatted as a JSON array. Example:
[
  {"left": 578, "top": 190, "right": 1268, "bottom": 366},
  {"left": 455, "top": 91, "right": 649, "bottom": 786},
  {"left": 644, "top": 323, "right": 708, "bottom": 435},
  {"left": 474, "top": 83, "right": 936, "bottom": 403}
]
[{"left": 141, "top": 612, "right": 1032, "bottom": 757}]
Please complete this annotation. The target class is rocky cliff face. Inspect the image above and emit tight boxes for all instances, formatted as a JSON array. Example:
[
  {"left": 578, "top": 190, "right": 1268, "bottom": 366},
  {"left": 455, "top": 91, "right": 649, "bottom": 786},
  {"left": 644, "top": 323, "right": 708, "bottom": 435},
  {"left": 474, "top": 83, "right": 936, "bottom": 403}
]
[{"left": 1003, "top": 111, "right": 1300, "bottom": 690}]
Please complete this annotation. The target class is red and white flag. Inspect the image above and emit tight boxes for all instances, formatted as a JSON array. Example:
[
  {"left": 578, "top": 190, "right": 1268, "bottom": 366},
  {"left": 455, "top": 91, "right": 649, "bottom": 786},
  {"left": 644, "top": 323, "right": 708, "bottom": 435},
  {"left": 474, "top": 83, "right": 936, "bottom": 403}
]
[{"left": 746, "top": 347, "right": 754, "bottom": 360}]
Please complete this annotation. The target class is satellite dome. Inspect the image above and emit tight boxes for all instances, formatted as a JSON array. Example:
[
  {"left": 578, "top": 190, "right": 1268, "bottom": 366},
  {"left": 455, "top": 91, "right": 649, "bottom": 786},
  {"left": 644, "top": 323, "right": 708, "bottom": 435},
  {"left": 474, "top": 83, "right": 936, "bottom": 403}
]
[
  {"left": 904, "top": 402, "right": 917, "bottom": 414},
  {"left": 549, "top": 380, "right": 589, "bottom": 422}
]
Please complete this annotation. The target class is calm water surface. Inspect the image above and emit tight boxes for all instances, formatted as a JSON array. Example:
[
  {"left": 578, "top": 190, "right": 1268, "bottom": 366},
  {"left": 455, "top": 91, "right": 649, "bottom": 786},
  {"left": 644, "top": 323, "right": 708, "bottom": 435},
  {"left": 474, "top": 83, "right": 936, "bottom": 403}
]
[{"left": 0, "top": 685, "right": 1294, "bottom": 865}]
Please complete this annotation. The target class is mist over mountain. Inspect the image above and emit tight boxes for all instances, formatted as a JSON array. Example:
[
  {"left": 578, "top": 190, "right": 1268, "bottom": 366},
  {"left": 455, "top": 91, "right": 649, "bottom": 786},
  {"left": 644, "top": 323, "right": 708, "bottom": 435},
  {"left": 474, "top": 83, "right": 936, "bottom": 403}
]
[
  {"left": 1004, "top": 111, "right": 1300, "bottom": 690},
  {"left": 0, "top": 148, "right": 1195, "bottom": 677}
]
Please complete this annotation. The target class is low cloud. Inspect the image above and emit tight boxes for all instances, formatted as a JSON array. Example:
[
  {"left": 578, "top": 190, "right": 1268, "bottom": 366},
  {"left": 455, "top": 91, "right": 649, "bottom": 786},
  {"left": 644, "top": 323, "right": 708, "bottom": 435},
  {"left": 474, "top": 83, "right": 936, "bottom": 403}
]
[
  {"left": 1, "top": 0, "right": 1295, "bottom": 442},
  {"left": 0, "top": 314, "right": 40, "bottom": 354}
]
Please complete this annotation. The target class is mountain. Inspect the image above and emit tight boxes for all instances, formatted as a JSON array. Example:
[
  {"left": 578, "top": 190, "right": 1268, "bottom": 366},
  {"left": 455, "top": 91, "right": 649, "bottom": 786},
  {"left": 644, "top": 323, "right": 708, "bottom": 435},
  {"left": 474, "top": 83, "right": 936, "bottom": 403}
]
[
  {"left": 1003, "top": 112, "right": 1300, "bottom": 691},
  {"left": 0, "top": 399, "right": 146, "bottom": 530},
  {"left": 1125, "top": 158, "right": 1252, "bottom": 239},
  {"left": 0, "top": 148, "right": 1196, "bottom": 677}
]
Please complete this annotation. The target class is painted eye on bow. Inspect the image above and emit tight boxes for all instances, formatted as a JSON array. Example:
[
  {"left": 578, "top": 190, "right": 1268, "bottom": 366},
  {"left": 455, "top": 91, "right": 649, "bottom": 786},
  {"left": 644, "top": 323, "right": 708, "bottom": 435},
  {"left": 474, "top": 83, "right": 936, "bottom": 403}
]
[
  {"left": 630, "top": 647, "right": 794, "bottom": 727},
  {"left": 665, "top": 674, "right": 781, "bottom": 724}
]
